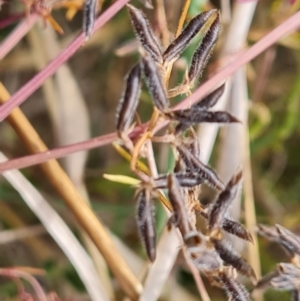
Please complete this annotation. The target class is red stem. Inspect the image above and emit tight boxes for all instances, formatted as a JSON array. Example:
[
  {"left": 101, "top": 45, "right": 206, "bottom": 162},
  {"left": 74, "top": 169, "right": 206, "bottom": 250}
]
[
  {"left": 0, "top": 11, "right": 300, "bottom": 172},
  {"left": 0, "top": 13, "right": 26, "bottom": 29},
  {"left": 0, "top": 0, "right": 130, "bottom": 122},
  {"left": 0, "top": 14, "right": 38, "bottom": 60}
]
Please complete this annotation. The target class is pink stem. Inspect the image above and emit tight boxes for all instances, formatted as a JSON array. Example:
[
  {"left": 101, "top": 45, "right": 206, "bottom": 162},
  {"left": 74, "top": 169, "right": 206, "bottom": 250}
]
[
  {"left": 0, "top": 14, "right": 38, "bottom": 60},
  {"left": 0, "top": 0, "right": 130, "bottom": 122},
  {"left": 0, "top": 11, "right": 300, "bottom": 172},
  {"left": 0, "top": 13, "right": 26, "bottom": 29}
]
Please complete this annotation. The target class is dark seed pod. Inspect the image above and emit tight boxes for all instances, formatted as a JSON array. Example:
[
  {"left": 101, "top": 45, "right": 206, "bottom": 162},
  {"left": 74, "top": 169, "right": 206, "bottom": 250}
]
[
  {"left": 136, "top": 189, "right": 156, "bottom": 261},
  {"left": 208, "top": 169, "right": 243, "bottom": 235},
  {"left": 170, "top": 109, "right": 240, "bottom": 124},
  {"left": 116, "top": 64, "right": 141, "bottom": 133},
  {"left": 192, "top": 248, "right": 222, "bottom": 273},
  {"left": 127, "top": 4, "right": 162, "bottom": 63},
  {"left": 83, "top": 0, "right": 98, "bottom": 40},
  {"left": 219, "top": 271, "right": 251, "bottom": 301},
  {"left": 153, "top": 171, "right": 204, "bottom": 188},
  {"left": 163, "top": 9, "right": 218, "bottom": 63},
  {"left": 188, "top": 14, "right": 221, "bottom": 82},
  {"left": 212, "top": 238, "right": 256, "bottom": 282},
  {"left": 192, "top": 83, "right": 225, "bottom": 110},
  {"left": 176, "top": 144, "right": 224, "bottom": 191},
  {"left": 276, "top": 224, "right": 300, "bottom": 257},
  {"left": 167, "top": 174, "right": 195, "bottom": 237},
  {"left": 255, "top": 270, "right": 279, "bottom": 291},
  {"left": 222, "top": 219, "right": 253, "bottom": 243},
  {"left": 142, "top": 55, "right": 169, "bottom": 111},
  {"left": 200, "top": 212, "right": 253, "bottom": 243}
]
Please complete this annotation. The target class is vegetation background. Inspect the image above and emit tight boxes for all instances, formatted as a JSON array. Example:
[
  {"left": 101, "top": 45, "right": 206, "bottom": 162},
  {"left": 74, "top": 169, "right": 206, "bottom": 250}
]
[{"left": 0, "top": 0, "right": 300, "bottom": 300}]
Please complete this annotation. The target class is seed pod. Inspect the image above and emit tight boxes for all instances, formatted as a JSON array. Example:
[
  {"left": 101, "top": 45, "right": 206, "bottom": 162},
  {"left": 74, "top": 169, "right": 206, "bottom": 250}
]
[
  {"left": 192, "top": 248, "right": 222, "bottom": 273},
  {"left": 219, "top": 272, "right": 250, "bottom": 301},
  {"left": 167, "top": 174, "right": 194, "bottom": 237},
  {"left": 142, "top": 55, "right": 169, "bottom": 111},
  {"left": 276, "top": 224, "right": 300, "bottom": 257},
  {"left": 200, "top": 212, "right": 253, "bottom": 243},
  {"left": 174, "top": 84, "right": 227, "bottom": 133},
  {"left": 208, "top": 169, "right": 243, "bottom": 235},
  {"left": 176, "top": 144, "right": 224, "bottom": 191},
  {"left": 153, "top": 171, "right": 204, "bottom": 188},
  {"left": 127, "top": 4, "right": 162, "bottom": 63},
  {"left": 116, "top": 64, "right": 141, "bottom": 133},
  {"left": 136, "top": 189, "right": 156, "bottom": 261},
  {"left": 163, "top": 10, "right": 218, "bottom": 63},
  {"left": 192, "top": 83, "right": 225, "bottom": 110},
  {"left": 222, "top": 219, "right": 253, "bottom": 243},
  {"left": 170, "top": 109, "right": 240, "bottom": 124},
  {"left": 83, "top": 0, "right": 97, "bottom": 40},
  {"left": 212, "top": 238, "right": 256, "bottom": 282},
  {"left": 188, "top": 14, "right": 221, "bottom": 82}
]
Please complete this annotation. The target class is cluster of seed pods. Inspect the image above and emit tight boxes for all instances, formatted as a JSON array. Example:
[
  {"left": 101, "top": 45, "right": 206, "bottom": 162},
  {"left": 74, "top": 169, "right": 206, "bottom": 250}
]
[
  {"left": 115, "top": 4, "right": 255, "bottom": 301},
  {"left": 255, "top": 225, "right": 300, "bottom": 301}
]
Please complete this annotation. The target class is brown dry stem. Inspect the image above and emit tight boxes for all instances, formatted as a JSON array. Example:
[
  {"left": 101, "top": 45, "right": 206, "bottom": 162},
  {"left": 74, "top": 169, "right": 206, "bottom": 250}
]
[{"left": 0, "top": 83, "right": 142, "bottom": 300}]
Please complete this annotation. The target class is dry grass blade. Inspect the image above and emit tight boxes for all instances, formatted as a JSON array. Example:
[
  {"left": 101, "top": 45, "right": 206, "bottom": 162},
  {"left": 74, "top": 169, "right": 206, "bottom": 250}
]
[
  {"left": 35, "top": 24, "right": 114, "bottom": 299},
  {"left": 0, "top": 83, "right": 142, "bottom": 300},
  {"left": 0, "top": 152, "right": 109, "bottom": 301}
]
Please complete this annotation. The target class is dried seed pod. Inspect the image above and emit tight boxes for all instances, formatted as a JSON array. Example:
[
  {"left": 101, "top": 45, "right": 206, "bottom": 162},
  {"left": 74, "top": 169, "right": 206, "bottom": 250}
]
[
  {"left": 83, "top": 0, "right": 97, "bottom": 40},
  {"left": 219, "top": 271, "right": 250, "bottom": 301},
  {"left": 136, "top": 189, "right": 156, "bottom": 261},
  {"left": 192, "top": 248, "right": 222, "bottom": 273},
  {"left": 200, "top": 212, "right": 253, "bottom": 243},
  {"left": 208, "top": 169, "right": 243, "bottom": 235},
  {"left": 170, "top": 109, "right": 240, "bottom": 124},
  {"left": 176, "top": 144, "right": 224, "bottom": 191},
  {"left": 188, "top": 14, "right": 221, "bottom": 82},
  {"left": 142, "top": 55, "right": 169, "bottom": 111},
  {"left": 276, "top": 224, "right": 300, "bottom": 257},
  {"left": 222, "top": 218, "right": 253, "bottom": 243},
  {"left": 174, "top": 84, "right": 227, "bottom": 134},
  {"left": 116, "top": 64, "right": 141, "bottom": 133},
  {"left": 163, "top": 10, "right": 218, "bottom": 63},
  {"left": 127, "top": 4, "right": 162, "bottom": 63},
  {"left": 212, "top": 238, "right": 256, "bottom": 282},
  {"left": 167, "top": 174, "right": 196, "bottom": 238},
  {"left": 153, "top": 171, "right": 204, "bottom": 188},
  {"left": 192, "top": 83, "right": 225, "bottom": 110}
]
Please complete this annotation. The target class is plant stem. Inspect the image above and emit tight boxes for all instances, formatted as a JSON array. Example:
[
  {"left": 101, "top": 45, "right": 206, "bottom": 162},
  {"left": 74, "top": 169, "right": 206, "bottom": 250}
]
[{"left": 0, "top": 0, "right": 130, "bottom": 122}]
